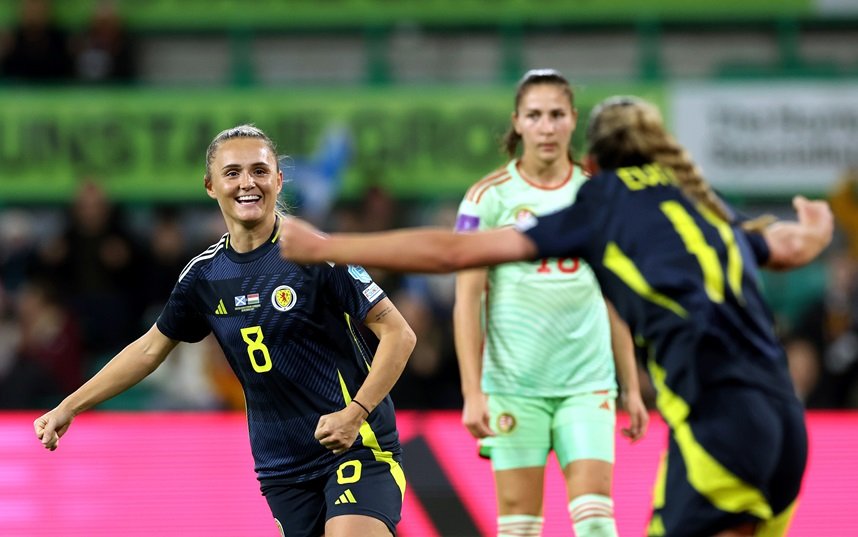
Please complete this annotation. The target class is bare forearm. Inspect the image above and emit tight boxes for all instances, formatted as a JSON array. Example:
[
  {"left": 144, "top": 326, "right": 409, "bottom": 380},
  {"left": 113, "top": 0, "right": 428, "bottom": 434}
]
[
  {"left": 320, "top": 229, "right": 465, "bottom": 273},
  {"left": 606, "top": 301, "right": 639, "bottom": 395},
  {"left": 453, "top": 272, "right": 486, "bottom": 398},
  {"left": 352, "top": 329, "right": 415, "bottom": 412},
  {"left": 613, "top": 340, "right": 640, "bottom": 396},
  {"left": 454, "top": 322, "right": 483, "bottom": 398},
  {"left": 318, "top": 227, "right": 535, "bottom": 273},
  {"left": 59, "top": 328, "right": 174, "bottom": 415}
]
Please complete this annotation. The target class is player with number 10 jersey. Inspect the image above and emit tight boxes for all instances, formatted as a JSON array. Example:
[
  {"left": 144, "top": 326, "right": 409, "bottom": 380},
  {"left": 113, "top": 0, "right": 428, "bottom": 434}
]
[{"left": 456, "top": 160, "right": 615, "bottom": 397}]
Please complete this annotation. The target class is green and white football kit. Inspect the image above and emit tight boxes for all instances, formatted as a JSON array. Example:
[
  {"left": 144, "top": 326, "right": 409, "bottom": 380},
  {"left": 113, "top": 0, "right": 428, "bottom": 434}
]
[{"left": 455, "top": 160, "right": 618, "bottom": 471}]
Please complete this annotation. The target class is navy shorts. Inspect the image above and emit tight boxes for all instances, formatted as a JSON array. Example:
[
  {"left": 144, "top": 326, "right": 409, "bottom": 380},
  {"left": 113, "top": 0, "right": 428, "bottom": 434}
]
[
  {"left": 261, "top": 451, "right": 405, "bottom": 537},
  {"left": 648, "top": 385, "right": 807, "bottom": 537}
]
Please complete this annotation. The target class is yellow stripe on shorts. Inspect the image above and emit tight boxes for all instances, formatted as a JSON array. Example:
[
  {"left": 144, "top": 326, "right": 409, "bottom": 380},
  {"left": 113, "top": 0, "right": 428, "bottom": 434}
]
[
  {"left": 337, "top": 371, "right": 406, "bottom": 499},
  {"left": 649, "top": 361, "right": 773, "bottom": 520}
]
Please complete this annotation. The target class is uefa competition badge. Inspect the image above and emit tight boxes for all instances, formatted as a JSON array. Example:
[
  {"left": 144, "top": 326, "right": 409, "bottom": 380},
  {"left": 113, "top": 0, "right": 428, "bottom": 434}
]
[
  {"left": 271, "top": 285, "right": 297, "bottom": 312},
  {"left": 347, "top": 265, "right": 372, "bottom": 284}
]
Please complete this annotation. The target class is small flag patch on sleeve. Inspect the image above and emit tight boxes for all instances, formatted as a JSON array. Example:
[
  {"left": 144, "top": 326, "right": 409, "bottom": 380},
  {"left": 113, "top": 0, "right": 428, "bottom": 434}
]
[{"left": 363, "top": 283, "right": 383, "bottom": 302}]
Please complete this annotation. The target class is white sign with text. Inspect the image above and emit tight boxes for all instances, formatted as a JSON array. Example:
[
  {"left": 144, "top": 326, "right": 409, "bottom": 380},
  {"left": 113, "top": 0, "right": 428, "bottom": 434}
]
[{"left": 671, "top": 82, "right": 858, "bottom": 194}]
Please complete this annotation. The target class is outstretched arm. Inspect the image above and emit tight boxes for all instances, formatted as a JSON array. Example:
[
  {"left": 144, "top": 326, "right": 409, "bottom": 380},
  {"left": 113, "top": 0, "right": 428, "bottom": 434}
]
[
  {"left": 763, "top": 196, "right": 833, "bottom": 271},
  {"left": 34, "top": 324, "right": 179, "bottom": 451},
  {"left": 279, "top": 217, "right": 537, "bottom": 273}
]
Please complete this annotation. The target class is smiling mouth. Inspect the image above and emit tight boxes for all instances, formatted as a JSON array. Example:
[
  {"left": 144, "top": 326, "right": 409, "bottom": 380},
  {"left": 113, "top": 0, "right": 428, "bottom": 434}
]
[{"left": 236, "top": 195, "right": 261, "bottom": 204}]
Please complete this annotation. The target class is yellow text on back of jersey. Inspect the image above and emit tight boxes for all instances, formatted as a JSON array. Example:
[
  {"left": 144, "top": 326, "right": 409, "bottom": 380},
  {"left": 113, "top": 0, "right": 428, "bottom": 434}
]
[{"left": 616, "top": 164, "right": 676, "bottom": 191}]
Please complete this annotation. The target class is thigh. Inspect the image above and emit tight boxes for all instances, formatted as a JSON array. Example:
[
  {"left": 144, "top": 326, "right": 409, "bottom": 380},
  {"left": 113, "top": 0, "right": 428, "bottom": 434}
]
[
  {"left": 326, "top": 514, "right": 392, "bottom": 537},
  {"left": 494, "top": 466, "right": 546, "bottom": 515},
  {"left": 324, "top": 455, "right": 405, "bottom": 536},
  {"left": 261, "top": 478, "right": 326, "bottom": 537},
  {"left": 552, "top": 390, "right": 617, "bottom": 468},
  {"left": 484, "top": 394, "right": 553, "bottom": 471},
  {"left": 563, "top": 459, "right": 614, "bottom": 499}
]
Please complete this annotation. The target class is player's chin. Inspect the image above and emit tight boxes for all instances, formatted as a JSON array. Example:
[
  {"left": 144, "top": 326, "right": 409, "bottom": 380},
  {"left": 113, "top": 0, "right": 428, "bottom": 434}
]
[{"left": 233, "top": 207, "right": 268, "bottom": 225}]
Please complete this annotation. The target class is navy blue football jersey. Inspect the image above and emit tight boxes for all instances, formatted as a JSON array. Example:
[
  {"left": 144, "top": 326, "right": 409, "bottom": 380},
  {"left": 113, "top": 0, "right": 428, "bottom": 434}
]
[
  {"left": 521, "top": 164, "right": 795, "bottom": 408},
  {"left": 156, "top": 224, "right": 401, "bottom": 482}
]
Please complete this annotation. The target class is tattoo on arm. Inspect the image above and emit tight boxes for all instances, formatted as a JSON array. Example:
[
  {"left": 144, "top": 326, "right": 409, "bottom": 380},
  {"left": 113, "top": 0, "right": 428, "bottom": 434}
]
[{"left": 373, "top": 306, "right": 393, "bottom": 322}]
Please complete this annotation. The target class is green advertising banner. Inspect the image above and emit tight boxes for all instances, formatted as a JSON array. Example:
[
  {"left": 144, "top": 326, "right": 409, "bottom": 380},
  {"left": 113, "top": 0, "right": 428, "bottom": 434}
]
[
  {"left": 0, "top": 85, "right": 665, "bottom": 203},
  {"left": 0, "top": 0, "right": 816, "bottom": 30}
]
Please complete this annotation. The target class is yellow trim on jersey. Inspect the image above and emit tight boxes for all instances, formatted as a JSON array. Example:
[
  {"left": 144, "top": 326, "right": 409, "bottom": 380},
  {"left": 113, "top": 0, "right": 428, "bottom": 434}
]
[
  {"left": 649, "top": 361, "right": 773, "bottom": 521},
  {"left": 344, "top": 314, "right": 372, "bottom": 370},
  {"left": 697, "top": 205, "right": 745, "bottom": 304},
  {"left": 337, "top": 371, "right": 406, "bottom": 499},
  {"left": 646, "top": 514, "right": 666, "bottom": 537},
  {"left": 603, "top": 242, "right": 688, "bottom": 318},
  {"left": 661, "top": 201, "right": 724, "bottom": 303},
  {"left": 756, "top": 501, "right": 797, "bottom": 537},
  {"left": 646, "top": 451, "right": 668, "bottom": 536},
  {"left": 271, "top": 218, "right": 282, "bottom": 243},
  {"left": 652, "top": 451, "right": 668, "bottom": 510}
]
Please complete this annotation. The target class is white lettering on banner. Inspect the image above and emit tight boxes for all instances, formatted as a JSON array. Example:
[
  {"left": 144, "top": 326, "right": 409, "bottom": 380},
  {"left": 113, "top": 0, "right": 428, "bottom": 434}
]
[{"left": 671, "top": 83, "right": 858, "bottom": 194}]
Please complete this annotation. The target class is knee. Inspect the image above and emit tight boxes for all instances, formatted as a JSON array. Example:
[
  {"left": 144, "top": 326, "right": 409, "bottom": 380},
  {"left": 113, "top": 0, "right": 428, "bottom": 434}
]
[{"left": 496, "top": 488, "right": 543, "bottom": 514}]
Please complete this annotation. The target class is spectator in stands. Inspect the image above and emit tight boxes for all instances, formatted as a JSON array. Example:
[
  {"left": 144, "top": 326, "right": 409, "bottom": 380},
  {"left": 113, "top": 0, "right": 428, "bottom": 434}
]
[
  {"left": 72, "top": 0, "right": 137, "bottom": 84},
  {"left": 0, "top": 278, "right": 83, "bottom": 408},
  {"left": 786, "top": 247, "right": 858, "bottom": 407},
  {"left": 0, "top": 0, "right": 73, "bottom": 82},
  {"left": 829, "top": 168, "right": 858, "bottom": 260},
  {"left": 0, "top": 209, "right": 40, "bottom": 297},
  {"left": 36, "top": 179, "right": 145, "bottom": 358},
  {"left": 140, "top": 207, "right": 192, "bottom": 324}
]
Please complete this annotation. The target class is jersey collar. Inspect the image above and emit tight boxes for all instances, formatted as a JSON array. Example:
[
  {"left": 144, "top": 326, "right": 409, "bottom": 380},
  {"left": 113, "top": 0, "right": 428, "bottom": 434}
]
[{"left": 224, "top": 216, "right": 281, "bottom": 263}]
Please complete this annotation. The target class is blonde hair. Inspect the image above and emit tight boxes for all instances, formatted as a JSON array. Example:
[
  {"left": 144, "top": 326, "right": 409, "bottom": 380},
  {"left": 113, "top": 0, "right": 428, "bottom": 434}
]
[
  {"left": 204, "top": 124, "right": 291, "bottom": 219},
  {"left": 586, "top": 97, "right": 773, "bottom": 232}
]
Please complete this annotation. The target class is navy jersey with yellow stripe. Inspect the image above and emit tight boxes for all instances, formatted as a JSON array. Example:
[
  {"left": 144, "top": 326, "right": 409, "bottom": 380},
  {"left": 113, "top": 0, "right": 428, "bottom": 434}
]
[
  {"left": 521, "top": 164, "right": 795, "bottom": 408},
  {"left": 156, "top": 226, "right": 400, "bottom": 483}
]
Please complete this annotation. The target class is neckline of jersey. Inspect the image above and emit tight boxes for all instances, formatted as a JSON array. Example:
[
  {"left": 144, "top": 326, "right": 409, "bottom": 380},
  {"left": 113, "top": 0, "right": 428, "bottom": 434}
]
[
  {"left": 514, "top": 159, "right": 574, "bottom": 190},
  {"left": 223, "top": 216, "right": 280, "bottom": 263}
]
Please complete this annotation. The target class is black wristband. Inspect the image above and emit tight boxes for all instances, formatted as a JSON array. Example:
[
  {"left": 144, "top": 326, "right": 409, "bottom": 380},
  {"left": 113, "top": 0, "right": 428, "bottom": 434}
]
[{"left": 352, "top": 399, "right": 371, "bottom": 416}]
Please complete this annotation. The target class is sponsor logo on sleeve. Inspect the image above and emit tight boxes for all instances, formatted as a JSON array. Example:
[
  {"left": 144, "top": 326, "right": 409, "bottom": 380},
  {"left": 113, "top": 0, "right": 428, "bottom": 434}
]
[
  {"left": 347, "top": 265, "right": 372, "bottom": 284},
  {"left": 455, "top": 213, "right": 480, "bottom": 232},
  {"left": 362, "top": 282, "right": 383, "bottom": 302}
]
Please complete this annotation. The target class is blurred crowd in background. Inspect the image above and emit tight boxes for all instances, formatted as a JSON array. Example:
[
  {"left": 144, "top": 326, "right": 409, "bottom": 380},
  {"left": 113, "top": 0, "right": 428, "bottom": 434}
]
[
  {"left": 2, "top": 0, "right": 858, "bottom": 412},
  {"left": 0, "top": 179, "right": 467, "bottom": 411}
]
